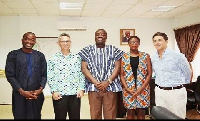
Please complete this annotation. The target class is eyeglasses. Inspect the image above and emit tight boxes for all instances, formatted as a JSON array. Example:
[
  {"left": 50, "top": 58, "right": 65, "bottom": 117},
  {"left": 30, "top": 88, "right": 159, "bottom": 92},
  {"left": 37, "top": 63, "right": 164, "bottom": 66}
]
[
  {"left": 59, "top": 40, "right": 71, "bottom": 43},
  {"left": 128, "top": 41, "right": 139, "bottom": 44}
]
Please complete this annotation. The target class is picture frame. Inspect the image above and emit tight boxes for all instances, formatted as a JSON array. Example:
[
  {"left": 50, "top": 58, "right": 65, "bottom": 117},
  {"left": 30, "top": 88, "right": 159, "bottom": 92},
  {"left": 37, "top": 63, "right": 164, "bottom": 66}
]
[{"left": 120, "top": 29, "right": 135, "bottom": 45}]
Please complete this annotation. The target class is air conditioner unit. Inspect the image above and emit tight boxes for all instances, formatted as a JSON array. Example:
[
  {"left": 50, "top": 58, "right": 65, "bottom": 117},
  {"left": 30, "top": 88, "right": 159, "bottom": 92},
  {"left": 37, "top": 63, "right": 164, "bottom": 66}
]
[{"left": 57, "top": 21, "right": 87, "bottom": 31}]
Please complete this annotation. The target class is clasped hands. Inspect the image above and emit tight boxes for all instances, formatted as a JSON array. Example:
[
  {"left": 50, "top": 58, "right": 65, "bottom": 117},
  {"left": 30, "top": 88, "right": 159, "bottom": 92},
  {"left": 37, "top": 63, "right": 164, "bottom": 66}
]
[
  {"left": 124, "top": 88, "right": 139, "bottom": 98},
  {"left": 20, "top": 88, "right": 43, "bottom": 100},
  {"left": 94, "top": 81, "right": 110, "bottom": 93}
]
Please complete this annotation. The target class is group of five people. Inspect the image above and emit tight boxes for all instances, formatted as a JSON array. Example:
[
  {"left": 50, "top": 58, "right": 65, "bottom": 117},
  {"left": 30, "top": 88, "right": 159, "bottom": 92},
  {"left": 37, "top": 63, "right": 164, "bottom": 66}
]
[{"left": 5, "top": 29, "right": 191, "bottom": 120}]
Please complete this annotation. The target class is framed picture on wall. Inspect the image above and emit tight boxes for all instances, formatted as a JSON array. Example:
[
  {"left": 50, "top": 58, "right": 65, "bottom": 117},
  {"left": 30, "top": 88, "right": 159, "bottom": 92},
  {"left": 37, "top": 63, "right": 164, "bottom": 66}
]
[{"left": 120, "top": 29, "right": 135, "bottom": 45}]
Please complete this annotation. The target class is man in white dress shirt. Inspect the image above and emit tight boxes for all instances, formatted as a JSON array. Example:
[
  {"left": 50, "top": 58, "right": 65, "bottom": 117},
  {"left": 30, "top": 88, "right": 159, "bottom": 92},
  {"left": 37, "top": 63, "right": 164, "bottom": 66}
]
[{"left": 151, "top": 32, "right": 191, "bottom": 119}]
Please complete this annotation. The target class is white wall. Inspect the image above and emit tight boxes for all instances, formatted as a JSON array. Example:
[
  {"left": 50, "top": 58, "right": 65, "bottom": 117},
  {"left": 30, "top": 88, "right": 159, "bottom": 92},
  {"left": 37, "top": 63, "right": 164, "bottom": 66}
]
[
  {"left": 173, "top": 9, "right": 200, "bottom": 29},
  {"left": 2, "top": 16, "right": 175, "bottom": 55},
  {"left": 0, "top": 17, "right": 20, "bottom": 69},
  {"left": 0, "top": 16, "right": 177, "bottom": 68}
]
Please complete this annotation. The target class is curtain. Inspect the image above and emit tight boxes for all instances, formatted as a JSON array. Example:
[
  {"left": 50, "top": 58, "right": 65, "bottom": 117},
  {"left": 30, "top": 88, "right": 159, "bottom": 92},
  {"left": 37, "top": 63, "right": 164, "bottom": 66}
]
[{"left": 174, "top": 24, "right": 200, "bottom": 62}]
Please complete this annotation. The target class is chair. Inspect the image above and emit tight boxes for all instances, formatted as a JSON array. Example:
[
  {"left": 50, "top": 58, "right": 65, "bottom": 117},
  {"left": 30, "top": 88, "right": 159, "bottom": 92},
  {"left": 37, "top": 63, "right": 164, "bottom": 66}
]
[
  {"left": 150, "top": 106, "right": 183, "bottom": 119},
  {"left": 187, "top": 76, "right": 200, "bottom": 114}
]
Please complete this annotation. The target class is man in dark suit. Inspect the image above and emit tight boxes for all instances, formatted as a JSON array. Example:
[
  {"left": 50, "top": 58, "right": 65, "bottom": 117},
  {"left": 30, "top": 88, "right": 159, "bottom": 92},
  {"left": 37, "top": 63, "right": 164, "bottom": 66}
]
[{"left": 5, "top": 32, "right": 47, "bottom": 119}]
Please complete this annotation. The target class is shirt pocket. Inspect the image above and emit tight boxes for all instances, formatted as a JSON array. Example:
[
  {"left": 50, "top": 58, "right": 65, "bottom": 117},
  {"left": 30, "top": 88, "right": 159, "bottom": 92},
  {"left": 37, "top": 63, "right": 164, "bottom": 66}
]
[{"left": 163, "top": 59, "right": 177, "bottom": 71}]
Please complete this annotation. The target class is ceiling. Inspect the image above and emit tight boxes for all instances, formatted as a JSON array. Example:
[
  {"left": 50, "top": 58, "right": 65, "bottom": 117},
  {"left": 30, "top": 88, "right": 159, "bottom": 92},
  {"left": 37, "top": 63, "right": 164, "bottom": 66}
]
[{"left": 0, "top": 0, "right": 200, "bottom": 19}]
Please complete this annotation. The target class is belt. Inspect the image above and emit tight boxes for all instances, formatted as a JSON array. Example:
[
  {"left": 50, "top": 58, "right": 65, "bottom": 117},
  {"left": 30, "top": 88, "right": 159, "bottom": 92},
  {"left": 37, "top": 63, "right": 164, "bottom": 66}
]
[{"left": 155, "top": 84, "right": 184, "bottom": 90}]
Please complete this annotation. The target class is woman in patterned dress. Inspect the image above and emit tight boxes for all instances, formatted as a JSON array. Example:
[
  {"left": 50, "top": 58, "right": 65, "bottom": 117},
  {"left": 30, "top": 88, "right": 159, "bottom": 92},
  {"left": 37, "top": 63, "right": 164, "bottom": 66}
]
[{"left": 120, "top": 36, "right": 152, "bottom": 119}]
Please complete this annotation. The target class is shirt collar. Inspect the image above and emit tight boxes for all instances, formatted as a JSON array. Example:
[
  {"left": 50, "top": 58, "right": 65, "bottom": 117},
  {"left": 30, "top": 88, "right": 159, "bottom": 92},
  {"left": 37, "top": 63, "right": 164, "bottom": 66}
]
[
  {"left": 156, "top": 47, "right": 170, "bottom": 59},
  {"left": 58, "top": 51, "right": 72, "bottom": 57},
  {"left": 94, "top": 44, "right": 107, "bottom": 49}
]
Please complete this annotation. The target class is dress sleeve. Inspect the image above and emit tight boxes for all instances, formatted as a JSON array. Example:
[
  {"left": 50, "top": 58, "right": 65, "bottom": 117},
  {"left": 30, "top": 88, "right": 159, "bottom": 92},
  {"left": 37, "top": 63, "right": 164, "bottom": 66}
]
[
  {"left": 47, "top": 56, "right": 58, "bottom": 93},
  {"left": 113, "top": 46, "right": 124, "bottom": 61},
  {"left": 77, "top": 54, "right": 85, "bottom": 91},
  {"left": 39, "top": 52, "right": 47, "bottom": 89},
  {"left": 78, "top": 46, "right": 90, "bottom": 62},
  {"left": 5, "top": 51, "right": 21, "bottom": 91},
  {"left": 178, "top": 53, "right": 191, "bottom": 84}
]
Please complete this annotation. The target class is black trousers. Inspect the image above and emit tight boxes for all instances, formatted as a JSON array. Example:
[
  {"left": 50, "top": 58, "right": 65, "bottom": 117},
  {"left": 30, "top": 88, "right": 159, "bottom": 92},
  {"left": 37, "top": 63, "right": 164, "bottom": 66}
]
[
  {"left": 53, "top": 95, "right": 81, "bottom": 120},
  {"left": 116, "top": 91, "right": 127, "bottom": 118},
  {"left": 13, "top": 91, "right": 44, "bottom": 119}
]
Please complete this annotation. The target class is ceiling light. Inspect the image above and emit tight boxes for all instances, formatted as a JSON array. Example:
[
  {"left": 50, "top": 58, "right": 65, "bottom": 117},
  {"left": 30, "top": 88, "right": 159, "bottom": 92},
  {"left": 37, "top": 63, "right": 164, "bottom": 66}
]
[
  {"left": 59, "top": 2, "right": 83, "bottom": 9},
  {"left": 151, "top": 6, "right": 177, "bottom": 12}
]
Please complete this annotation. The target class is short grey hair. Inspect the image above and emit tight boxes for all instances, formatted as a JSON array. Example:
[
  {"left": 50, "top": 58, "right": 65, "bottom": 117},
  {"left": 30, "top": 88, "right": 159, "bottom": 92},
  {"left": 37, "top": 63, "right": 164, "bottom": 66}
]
[{"left": 58, "top": 33, "right": 70, "bottom": 41}]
